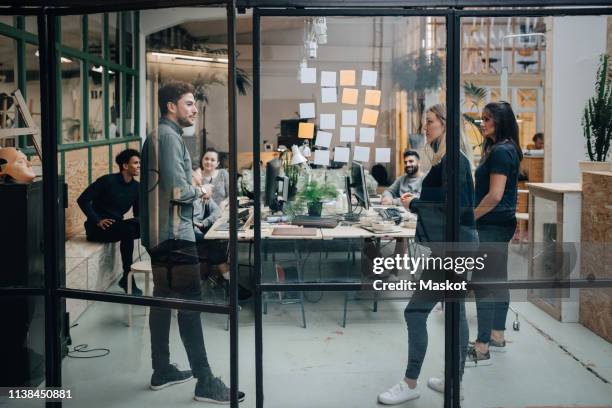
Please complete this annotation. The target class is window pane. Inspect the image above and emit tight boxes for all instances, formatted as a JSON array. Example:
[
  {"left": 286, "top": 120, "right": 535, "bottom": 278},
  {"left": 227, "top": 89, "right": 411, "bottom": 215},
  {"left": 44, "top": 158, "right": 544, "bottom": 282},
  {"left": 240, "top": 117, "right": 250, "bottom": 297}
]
[
  {"left": 0, "top": 35, "right": 18, "bottom": 148},
  {"left": 88, "top": 64, "right": 104, "bottom": 141},
  {"left": 61, "top": 16, "right": 82, "bottom": 50},
  {"left": 60, "top": 57, "right": 83, "bottom": 143},
  {"left": 26, "top": 43, "right": 42, "bottom": 139},
  {"left": 124, "top": 12, "right": 134, "bottom": 69},
  {"left": 108, "top": 12, "right": 120, "bottom": 64},
  {"left": 25, "top": 16, "right": 37, "bottom": 35},
  {"left": 125, "top": 73, "right": 135, "bottom": 136},
  {"left": 87, "top": 14, "right": 103, "bottom": 58},
  {"left": 0, "top": 16, "right": 14, "bottom": 26},
  {"left": 109, "top": 69, "right": 121, "bottom": 137}
]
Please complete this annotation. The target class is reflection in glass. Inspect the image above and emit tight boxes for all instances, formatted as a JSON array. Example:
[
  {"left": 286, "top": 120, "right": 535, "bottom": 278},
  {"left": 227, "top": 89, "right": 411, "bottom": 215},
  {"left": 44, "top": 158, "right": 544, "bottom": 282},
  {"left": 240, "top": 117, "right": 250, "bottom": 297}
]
[
  {"left": 0, "top": 16, "right": 14, "bottom": 27},
  {"left": 125, "top": 73, "right": 135, "bottom": 136},
  {"left": 87, "top": 14, "right": 103, "bottom": 58},
  {"left": 108, "top": 12, "right": 120, "bottom": 64},
  {"left": 62, "top": 299, "right": 233, "bottom": 407},
  {"left": 25, "top": 16, "right": 37, "bottom": 35},
  {"left": 0, "top": 35, "right": 18, "bottom": 148},
  {"left": 109, "top": 71, "right": 121, "bottom": 137},
  {"left": 88, "top": 64, "right": 104, "bottom": 141},
  {"left": 60, "top": 57, "right": 83, "bottom": 143},
  {"left": 61, "top": 16, "right": 82, "bottom": 50}
]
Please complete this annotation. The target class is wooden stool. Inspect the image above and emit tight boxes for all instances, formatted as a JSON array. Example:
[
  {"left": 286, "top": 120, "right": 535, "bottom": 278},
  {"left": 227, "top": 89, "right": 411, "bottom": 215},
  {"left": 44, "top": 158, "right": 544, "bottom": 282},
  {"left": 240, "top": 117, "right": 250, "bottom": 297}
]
[
  {"left": 127, "top": 260, "right": 152, "bottom": 327},
  {"left": 516, "top": 212, "right": 529, "bottom": 251}
]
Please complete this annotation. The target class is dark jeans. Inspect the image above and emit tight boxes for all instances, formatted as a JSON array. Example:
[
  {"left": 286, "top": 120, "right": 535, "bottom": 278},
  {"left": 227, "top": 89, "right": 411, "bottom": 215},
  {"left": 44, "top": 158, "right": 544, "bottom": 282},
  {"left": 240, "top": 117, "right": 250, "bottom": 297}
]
[
  {"left": 473, "top": 220, "right": 516, "bottom": 343},
  {"left": 85, "top": 218, "right": 140, "bottom": 276},
  {"left": 148, "top": 239, "right": 210, "bottom": 378},
  {"left": 404, "top": 266, "right": 469, "bottom": 381}
]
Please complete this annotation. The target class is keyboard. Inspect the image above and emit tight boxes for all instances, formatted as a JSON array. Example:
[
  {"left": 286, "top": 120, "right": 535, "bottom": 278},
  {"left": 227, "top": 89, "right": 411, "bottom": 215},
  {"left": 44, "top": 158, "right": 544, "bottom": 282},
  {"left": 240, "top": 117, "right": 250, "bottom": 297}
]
[
  {"left": 291, "top": 216, "right": 339, "bottom": 229},
  {"left": 375, "top": 207, "right": 404, "bottom": 224}
]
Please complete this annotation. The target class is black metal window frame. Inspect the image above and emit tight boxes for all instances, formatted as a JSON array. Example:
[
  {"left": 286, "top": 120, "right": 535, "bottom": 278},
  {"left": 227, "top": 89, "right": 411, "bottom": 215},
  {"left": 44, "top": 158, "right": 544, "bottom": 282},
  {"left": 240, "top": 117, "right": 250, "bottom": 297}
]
[{"left": 1, "top": 2, "right": 611, "bottom": 408}]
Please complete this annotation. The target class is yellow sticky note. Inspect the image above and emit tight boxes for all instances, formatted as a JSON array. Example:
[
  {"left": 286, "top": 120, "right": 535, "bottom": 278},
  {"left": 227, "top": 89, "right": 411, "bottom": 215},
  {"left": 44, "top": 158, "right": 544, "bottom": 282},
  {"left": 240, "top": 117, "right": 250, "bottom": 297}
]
[
  {"left": 361, "top": 108, "right": 379, "bottom": 126},
  {"left": 298, "top": 122, "right": 314, "bottom": 139},
  {"left": 342, "top": 88, "right": 359, "bottom": 105},
  {"left": 339, "top": 70, "right": 356, "bottom": 86},
  {"left": 364, "top": 89, "right": 381, "bottom": 106}
]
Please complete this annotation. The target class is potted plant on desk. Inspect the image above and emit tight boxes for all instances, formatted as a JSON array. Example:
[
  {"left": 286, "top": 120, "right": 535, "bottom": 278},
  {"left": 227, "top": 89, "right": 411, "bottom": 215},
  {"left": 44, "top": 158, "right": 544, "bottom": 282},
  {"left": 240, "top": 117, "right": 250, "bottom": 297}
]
[
  {"left": 296, "top": 181, "right": 337, "bottom": 217},
  {"left": 579, "top": 53, "right": 612, "bottom": 173}
]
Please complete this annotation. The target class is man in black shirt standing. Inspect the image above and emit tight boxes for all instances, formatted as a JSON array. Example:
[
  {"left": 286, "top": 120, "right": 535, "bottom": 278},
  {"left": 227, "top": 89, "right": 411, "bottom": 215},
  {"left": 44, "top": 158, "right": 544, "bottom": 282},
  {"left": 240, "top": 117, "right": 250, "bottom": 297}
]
[{"left": 77, "top": 148, "right": 142, "bottom": 295}]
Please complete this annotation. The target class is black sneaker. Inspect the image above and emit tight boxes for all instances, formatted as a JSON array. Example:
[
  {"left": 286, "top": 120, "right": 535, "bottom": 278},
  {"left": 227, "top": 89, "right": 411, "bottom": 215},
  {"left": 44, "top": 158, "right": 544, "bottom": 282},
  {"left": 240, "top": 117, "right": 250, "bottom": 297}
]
[
  {"left": 469, "top": 338, "right": 506, "bottom": 353},
  {"left": 194, "top": 375, "right": 245, "bottom": 404},
  {"left": 150, "top": 364, "right": 194, "bottom": 390},
  {"left": 118, "top": 275, "right": 143, "bottom": 296}
]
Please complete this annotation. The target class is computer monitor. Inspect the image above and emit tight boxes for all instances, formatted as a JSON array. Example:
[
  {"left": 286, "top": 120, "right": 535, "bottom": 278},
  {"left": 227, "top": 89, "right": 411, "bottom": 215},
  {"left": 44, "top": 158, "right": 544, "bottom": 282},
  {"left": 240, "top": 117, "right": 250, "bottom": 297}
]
[
  {"left": 351, "top": 161, "right": 370, "bottom": 210},
  {"left": 265, "top": 158, "right": 288, "bottom": 212}
]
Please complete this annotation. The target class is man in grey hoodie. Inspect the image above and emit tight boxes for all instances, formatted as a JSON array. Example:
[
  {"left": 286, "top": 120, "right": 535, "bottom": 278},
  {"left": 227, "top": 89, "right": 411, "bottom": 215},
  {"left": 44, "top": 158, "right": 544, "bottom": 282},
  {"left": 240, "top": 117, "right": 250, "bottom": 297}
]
[
  {"left": 140, "top": 80, "right": 244, "bottom": 404},
  {"left": 382, "top": 150, "right": 424, "bottom": 205}
]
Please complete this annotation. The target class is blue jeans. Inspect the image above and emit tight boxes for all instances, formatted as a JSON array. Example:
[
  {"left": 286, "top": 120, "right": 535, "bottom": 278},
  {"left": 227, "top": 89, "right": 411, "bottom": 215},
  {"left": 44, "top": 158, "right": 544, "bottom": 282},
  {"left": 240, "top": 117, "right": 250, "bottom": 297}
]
[
  {"left": 148, "top": 240, "right": 211, "bottom": 378},
  {"left": 404, "top": 266, "right": 469, "bottom": 381},
  {"left": 474, "top": 220, "right": 516, "bottom": 343}
]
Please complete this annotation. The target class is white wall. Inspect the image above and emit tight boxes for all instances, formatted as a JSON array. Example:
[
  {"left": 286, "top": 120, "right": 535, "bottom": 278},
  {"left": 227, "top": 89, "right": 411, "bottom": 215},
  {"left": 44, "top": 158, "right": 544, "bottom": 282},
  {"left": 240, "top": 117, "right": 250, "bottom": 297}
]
[{"left": 546, "top": 16, "right": 608, "bottom": 182}]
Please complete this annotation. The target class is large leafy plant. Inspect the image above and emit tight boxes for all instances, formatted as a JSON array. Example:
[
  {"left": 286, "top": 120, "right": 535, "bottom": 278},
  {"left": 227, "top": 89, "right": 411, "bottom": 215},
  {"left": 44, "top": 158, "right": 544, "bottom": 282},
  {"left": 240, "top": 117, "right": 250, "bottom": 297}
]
[
  {"left": 582, "top": 54, "right": 612, "bottom": 162},
  {"left": 297, "top": 181, "right": 337, "bottom": 204},
  {"left": 462, "top": 82, "right": 488, "bottom": 151}
]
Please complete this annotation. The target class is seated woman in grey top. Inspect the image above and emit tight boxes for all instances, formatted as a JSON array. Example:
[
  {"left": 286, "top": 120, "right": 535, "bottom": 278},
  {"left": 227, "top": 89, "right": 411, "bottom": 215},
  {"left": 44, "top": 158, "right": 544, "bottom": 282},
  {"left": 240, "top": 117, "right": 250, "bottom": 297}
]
[
  {"left": 382, "top": 150, "right": 424, "bottom": 205},
  {"left": 192, "top": 148, "right": 229, "bottom": 206},
  {"left": 193, "top": 197, "right": 221, "bottom": 241}
]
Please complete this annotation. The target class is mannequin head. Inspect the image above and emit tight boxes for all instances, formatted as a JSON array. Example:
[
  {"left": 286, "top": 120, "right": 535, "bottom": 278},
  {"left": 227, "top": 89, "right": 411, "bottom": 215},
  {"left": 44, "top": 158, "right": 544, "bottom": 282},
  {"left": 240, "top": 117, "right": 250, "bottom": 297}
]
[{"left": 0, "top": 147, "right": 36, "bottom": 184}]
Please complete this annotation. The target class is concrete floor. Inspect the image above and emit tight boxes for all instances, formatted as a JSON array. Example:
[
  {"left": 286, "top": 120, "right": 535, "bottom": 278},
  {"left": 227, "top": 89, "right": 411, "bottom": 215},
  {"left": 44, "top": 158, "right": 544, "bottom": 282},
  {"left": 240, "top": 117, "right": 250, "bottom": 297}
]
[{"left": 3, "top": 244, "right": 611, "bottom": 408}]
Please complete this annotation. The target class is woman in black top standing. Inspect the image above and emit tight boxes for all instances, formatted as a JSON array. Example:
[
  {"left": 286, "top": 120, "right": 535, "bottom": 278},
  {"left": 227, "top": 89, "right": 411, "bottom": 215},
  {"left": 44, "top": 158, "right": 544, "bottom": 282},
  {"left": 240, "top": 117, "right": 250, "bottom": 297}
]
[
  {"left": 467, "top": 101, "right": 522, "bottom": 366},
  {"left": 378, "top": 104, "right": 477, "bottom": 405}
]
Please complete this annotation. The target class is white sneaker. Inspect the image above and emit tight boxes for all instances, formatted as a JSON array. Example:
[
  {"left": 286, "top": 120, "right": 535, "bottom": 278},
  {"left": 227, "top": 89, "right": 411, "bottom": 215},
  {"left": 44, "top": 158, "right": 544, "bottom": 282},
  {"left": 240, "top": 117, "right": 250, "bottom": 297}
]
[
  {"left": 378, "top": 381, "right": 420, "bottom": 405},
  {"left": 426, "top": 377, "right": 465, "bottom": 400}
]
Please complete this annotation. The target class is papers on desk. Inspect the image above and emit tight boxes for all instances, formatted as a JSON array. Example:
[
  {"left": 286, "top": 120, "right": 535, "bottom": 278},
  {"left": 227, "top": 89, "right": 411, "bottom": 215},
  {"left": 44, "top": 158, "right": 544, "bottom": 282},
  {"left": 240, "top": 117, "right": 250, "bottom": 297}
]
[{"left": 319, "top": 114, "right": 336, "bottom": 130}]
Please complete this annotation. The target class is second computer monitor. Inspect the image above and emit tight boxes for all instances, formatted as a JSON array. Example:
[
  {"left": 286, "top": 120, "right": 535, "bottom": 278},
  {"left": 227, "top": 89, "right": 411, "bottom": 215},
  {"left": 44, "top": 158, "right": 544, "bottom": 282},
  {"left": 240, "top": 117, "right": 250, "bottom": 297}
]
[{"left": 351, "top": 161, "right": 370, "bottom": 210}]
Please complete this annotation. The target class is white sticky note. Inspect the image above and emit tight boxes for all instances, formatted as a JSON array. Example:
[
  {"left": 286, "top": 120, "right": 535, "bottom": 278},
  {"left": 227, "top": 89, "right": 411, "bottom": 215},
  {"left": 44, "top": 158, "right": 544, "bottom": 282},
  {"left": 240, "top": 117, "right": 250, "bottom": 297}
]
[
  {"left": 321, "top": 87, "right": 337, "bottom": 103},
  {"left": 319, "top": 114, "right": 336, "bottom": 130},
  {"left": 375, "top": 148, "right": 391, "bottom": 163},
  {"left": 314, "top": 149, "right": 330, "bottom": 166},
  {"left": 361, "top": 70, "right": 378, "bottom": 87},
  {"left": 300, "top": 67, "right": 316, "bottom": 84},
  {"left": 299, "top": 103, "right": 315, "bottom": 119},
  {"left": 359, "top": 127, "right": 375, "bottom": 143},
  {"left": 353, "top": 146, "right": 370, "bottom": 162},
  {"left": 315, "top": 131, "right": 333, "bottom": 148},
  {"left": 340, "top": 127, "right": 356, "bottom": 142},
  {"left": 321, "top": 71, "right": 337, "bottom": 87},
  {"left": 342, "top": 110, "right": 357, "bottom": 126},
  {"left": 334, "top": 147, "right": 350, "bottom": 163}
]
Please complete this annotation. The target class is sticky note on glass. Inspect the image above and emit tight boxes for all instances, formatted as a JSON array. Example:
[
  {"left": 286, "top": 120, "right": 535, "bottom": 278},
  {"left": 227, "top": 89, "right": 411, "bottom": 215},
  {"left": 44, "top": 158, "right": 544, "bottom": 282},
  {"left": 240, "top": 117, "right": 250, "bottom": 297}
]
[
  {"left": 300, "top": 67, "right": 316, "bottom": 84},
  {"left": 334, "top": 147, "right": 350, "bottom": 163},
  {"left": 340, "top": 127, "right": 356, "bottom": 142},
  {"left": 315, "top": 131, "right": 332, "bottom": 148},
  {"left": 339, "top": 70, "right": 356, "bottom": 86},
  {"left": 364, "top": 89, "right": 381, "bottom": 106},
  {"left": 299, "top": 103, "right": 315, "bottom": 119},
  {"left": 298, "top": 122, "right": 314, "bottom": 139},
  {"left": 376, "top": 148, "right": 391, "bottom": 163},
  {"left": 319, "top": 114, "right": 336, "bottom": 130},
  {"left": 359, "top": 127, "right": 375, "bottom": 143},
  {"left": 341, "top": 88, "right": 359, "bottom": 105},
  {"left": 321, "top": 71, "right": 337, "bottom": 87},
  {"left": 361, "top": 70, "right": 378, "bottom": 87},
  {"left": 361, "top": 108, "right": 379, "bottom": 126},
  {"left": 321, "top": 87, "right": 337, "bottom": 103},
  {"left": 353, "top": 146, "right": 370, "bottom": 162},
  {"left": 314, "top": 149, "right": 330, "bottom": 166},
  {"left": 342, "top": 110, "right": 357, "bottom": 126}
]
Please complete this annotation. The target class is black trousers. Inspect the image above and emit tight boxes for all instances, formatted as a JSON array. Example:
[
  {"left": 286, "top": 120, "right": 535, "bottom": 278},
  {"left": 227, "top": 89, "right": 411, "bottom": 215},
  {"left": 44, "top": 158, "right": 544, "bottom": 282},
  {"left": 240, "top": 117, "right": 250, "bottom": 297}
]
[
  {"left": 85, "top": 218, "right": 140, "bottom": 276},
  {"left": 147, "top": 240, "right": 210, "bottom": 378}
]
